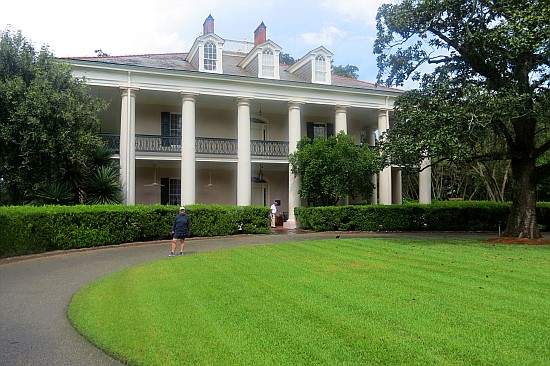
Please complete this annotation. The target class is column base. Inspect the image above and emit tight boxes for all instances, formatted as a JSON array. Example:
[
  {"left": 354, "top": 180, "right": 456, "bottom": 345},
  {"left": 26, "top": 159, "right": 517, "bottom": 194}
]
[{"left": 283, "top": 219, "right": 298, "bottom": 229}]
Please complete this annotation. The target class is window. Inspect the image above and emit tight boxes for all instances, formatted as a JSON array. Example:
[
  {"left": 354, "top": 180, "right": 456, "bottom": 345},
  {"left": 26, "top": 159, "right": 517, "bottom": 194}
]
[
  {"left": 161, "top": 112, "right": 181, "bottom": 146},
  {"left": 262, "top": 49, "right": 274, "bottom": 77},
  {"left": 170, "top": 114, "right": 182, "bottom": 137},
  {"left": 313, "top": 123, "right": 326, "bottom": 138},
  {"left": 315, "top": 55, "right": 326, "bottom": 82},
  {"left": 204, "top": 42, "right": 217, "bottom": 71},
  {"left": 307, "top": 122, "right": 334, "bottom": 139},
  {"left": 169, "top": 179, "right": 181, "bottom": 205}
]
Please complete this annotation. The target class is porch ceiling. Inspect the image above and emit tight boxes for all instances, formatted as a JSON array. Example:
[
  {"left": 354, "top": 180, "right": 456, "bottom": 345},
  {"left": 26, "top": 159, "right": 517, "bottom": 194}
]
[{"left": 136, "top": 160, "right": 288, "bottom": 172}]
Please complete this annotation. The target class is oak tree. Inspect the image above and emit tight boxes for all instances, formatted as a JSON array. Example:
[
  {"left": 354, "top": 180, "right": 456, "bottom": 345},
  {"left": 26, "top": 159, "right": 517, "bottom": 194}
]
[{"left": 374, "top": 0, "right": 550, "bottom": 238}]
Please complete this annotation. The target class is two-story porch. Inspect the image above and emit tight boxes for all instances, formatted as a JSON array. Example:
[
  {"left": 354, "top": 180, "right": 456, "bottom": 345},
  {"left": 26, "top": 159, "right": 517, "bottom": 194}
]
[{"left": 93, "top": 85, "right": 402, "bottom": 225}]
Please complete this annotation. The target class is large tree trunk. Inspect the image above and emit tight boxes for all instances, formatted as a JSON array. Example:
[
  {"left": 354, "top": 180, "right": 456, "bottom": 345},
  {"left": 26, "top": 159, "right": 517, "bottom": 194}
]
[{"left": 503, "top": 157, "right": 541, "bottom": 238}]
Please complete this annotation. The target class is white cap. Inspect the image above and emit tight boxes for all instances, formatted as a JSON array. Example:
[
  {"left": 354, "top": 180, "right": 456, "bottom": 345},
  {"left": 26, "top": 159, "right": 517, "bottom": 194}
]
[{"left": 179, "top": 206, "right": 185, "bottom": 210}]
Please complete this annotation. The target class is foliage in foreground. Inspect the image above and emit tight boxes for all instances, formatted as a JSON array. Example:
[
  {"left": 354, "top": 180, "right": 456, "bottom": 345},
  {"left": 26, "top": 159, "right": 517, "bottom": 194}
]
[
  {"left": 68, "top": 239, "right": 550, "bottom": 366},
  {"left": 0, "top": 28, "right": 110, "bottom": 205},
  {"left": 289, "top": 132, "right": 381, "bottom": 206}
]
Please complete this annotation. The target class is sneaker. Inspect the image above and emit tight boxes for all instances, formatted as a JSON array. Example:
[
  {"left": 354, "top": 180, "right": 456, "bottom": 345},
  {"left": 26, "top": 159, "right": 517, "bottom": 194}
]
[
  {"left": 179, "top": 252, "right": 184, "bottom": 256},
  {"left": 169, "top": 252, "right": 175, "bottom": 257}
]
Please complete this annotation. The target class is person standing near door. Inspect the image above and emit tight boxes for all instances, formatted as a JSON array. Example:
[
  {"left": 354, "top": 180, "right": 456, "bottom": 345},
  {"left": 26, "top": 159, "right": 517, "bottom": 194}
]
[{"left": 270, "top": 201, "right": 277, "bottom": 228}]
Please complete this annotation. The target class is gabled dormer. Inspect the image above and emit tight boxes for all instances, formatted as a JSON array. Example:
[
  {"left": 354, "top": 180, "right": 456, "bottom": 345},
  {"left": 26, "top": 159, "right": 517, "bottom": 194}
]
[
  {"left": 238, "top": 22, "right": 282, "bottom": 80},
  {"left": 287, "top": 46, "right": 333, "bottom": 85},
  {"left": 186, "top": 15, "right": 225, "bottom": 74}
]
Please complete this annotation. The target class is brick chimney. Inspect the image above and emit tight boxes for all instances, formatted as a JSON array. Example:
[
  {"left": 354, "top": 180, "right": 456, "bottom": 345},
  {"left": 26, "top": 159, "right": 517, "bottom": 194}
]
[
  {"left": 203, "top": 14, "right": 214, "bottom": 35},
  {"left": 254, "top": 22, "right": 267, "bottom": 46}
]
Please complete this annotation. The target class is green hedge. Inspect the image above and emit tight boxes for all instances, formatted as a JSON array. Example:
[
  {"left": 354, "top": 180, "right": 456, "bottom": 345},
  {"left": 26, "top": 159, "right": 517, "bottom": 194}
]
[
  {"left": 0, "top": 204, "right": 269, "bottom": 259},
  {"left": 295, "top": 201, "right": 550, "bottom": 232}
]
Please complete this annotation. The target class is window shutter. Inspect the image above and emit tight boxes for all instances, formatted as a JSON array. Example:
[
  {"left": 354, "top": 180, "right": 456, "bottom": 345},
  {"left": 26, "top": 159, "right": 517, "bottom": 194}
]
[
  {"left": 307, "top": 122, "right": 314, "bottom": 139},
  {"left": 161, "top": 112, "right": 170, "bottom": 146},
  {"left": 327, "top": 123, "right": 335, "bottom": 137},
  {"left": 160, "top": 178, "right": 169, "bottom": 205}
]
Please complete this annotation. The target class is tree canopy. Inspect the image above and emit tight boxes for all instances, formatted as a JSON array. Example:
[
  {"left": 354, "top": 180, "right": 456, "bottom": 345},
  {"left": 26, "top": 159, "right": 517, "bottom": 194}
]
[
  {"left": 279, "top": 52, "right": 296, "bottom": 66},
  {"left": 289, "top": 133, "right": 381, "bottom": 206},
  {"left": 0, "top": 28, "right": 113, "bottom": 205},
  {"left": 374, "top": 0, "right": 550, "bottom": 238},
  {"left": 280, "top": 52, "right": 360, "bottom": 79},
  {"left": 332, "top": 64, "right": 360, "bottom": 79}
]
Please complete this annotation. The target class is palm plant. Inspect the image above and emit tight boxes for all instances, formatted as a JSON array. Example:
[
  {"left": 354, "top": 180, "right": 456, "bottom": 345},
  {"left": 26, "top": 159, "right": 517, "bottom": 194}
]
[
  {"left": 84, "top": 165, "right": 123, "bottom": 205},
  {"left": 33, "top": 181, "right": 75, "bottom": 205}
]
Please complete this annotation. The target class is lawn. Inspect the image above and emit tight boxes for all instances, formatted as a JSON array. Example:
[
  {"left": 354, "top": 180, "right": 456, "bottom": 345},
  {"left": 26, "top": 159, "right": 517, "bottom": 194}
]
[{"left": 68, "top": 238, "right": 550, "bottom": 366}]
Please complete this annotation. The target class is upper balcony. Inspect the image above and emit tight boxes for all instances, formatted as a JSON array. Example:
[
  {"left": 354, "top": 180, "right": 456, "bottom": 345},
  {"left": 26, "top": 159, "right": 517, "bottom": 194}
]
[{"left": 101, "top": 133, "right": 289, "bottom": 158}]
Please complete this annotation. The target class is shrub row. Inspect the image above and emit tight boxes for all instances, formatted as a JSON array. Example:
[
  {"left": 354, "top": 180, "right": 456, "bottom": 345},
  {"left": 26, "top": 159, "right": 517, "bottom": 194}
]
[
  {"left": 0, "top": 204, "right": 269, "bottom": 259},
  {"left": 295, "top": 201, "right": 550, "bottom": 232}
]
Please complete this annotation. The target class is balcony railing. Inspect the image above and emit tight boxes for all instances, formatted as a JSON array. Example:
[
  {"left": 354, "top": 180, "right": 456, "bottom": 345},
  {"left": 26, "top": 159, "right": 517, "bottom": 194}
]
[{"left": 100, "top": 133, "right": 289, "bottom": 157}]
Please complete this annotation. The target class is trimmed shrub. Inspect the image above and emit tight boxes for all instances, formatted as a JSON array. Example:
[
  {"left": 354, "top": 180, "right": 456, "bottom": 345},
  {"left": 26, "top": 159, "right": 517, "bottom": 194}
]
[
  {"left": 296, "top": 201, "right": 550, "bottom": 232},
  {"left": 0, "top": 204, "right": 269, "bottom": 259}
]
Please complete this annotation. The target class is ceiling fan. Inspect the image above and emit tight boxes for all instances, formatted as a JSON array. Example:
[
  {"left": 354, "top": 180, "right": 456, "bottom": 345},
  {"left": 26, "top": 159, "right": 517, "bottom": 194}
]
[
  {"left": 144, "top": 163, "right": 164, "bottom": 187},
  {"left": 204, "top": 171, "right": 214, "bottom": 188}
]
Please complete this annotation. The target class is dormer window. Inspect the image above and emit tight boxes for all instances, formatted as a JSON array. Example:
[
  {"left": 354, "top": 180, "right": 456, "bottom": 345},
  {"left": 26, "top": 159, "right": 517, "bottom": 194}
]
[
  {"left": 204, "top": 41, "right": 217, "bottom": 71},
  {"left": 185, "top": 16, "right": 224, "bottom": 74},
  {"left": 262, "top": 49, "right": 275, "bottom": 78},
  {"left": 286, "top": 46, "right": 333, "bottom": 85},
  {"left": 315, "top": 55, "right": 327, "bottom": 83},
  {"left": 239, "top": 38, "right": 281, "bottom": 79}
]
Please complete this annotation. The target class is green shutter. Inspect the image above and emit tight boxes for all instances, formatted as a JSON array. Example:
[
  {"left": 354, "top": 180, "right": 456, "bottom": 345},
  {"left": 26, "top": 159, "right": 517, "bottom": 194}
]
[
  {"left": 161, "top": 112, "right": 170, "bottom": 146},
  {"left": 161, "top": 178, "right": 169, "bottom": 205},
  {"left": 327, "top": 123, "right": 335, "bottom": 137},
  {"left": 307, "top": 122, "right": 314, "bottom": 138}
]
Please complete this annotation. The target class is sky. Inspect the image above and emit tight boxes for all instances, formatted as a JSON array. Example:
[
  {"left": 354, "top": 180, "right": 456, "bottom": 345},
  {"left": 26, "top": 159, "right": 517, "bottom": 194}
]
[{"left": 1, "top": 0, "right": 398, "bottom": 83}]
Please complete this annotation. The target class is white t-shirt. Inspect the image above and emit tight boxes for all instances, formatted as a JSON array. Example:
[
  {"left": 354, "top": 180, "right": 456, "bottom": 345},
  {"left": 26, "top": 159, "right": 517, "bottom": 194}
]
[{"left": 270, "top": 203, "right": 277, "bottom": 214}]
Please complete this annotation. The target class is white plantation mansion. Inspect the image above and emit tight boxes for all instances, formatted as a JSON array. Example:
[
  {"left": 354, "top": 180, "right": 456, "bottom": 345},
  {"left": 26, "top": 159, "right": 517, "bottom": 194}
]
[{"left": 66, "top": 15, "right": 432, "bottom": 228}]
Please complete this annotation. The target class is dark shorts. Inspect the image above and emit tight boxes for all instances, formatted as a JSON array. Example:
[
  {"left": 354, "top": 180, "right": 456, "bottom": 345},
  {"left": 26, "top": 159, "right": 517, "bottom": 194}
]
[{"left": 173, "top": 233, "right": 187, "bottom": 240}]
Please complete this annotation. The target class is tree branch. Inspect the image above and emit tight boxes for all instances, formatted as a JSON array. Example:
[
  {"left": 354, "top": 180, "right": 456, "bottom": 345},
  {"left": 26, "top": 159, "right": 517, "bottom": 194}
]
[
  {"left": 535, "top": 163, "right": 550, "bottom": 183},
  {"left": 535, "top": 139, "right": 550, "bottom": 159}
]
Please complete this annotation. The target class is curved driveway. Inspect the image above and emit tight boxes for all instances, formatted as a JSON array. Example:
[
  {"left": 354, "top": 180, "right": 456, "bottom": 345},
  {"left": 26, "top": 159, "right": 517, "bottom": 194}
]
[{"left": 0, "top": 231, "right": 494, "bottom": 366}]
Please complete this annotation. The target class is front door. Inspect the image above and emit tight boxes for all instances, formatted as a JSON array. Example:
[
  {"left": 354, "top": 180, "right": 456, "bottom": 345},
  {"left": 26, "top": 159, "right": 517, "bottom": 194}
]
[{"left": 252, "top": 183, "right": 269, "bottom": 206}]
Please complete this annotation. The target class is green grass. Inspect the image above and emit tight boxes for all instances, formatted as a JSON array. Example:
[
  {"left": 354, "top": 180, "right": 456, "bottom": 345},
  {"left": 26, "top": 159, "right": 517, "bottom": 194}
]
[{"left": 68, "top": 239, "right": 550, "bottom": 366}]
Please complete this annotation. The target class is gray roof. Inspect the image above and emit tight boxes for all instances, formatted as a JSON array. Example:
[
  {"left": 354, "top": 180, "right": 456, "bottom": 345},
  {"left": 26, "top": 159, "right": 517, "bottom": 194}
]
[{"left": 65, "top": 51, "right": 402, "bottom": 93}]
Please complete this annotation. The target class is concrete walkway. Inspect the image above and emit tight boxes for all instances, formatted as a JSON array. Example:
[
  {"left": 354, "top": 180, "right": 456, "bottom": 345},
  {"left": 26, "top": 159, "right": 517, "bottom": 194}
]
[{"left": 0, "top": 230, "right": 495, "bottom": 366}]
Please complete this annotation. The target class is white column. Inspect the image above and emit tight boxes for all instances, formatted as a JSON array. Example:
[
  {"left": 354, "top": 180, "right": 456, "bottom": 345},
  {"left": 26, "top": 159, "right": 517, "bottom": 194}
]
[
  {"left": 335, "top": 105, "right": 348, "bottom": 134},
  {"left": 392, "top": 168, "right": 402, "bottom": 204},
  {"left": 285, "top": 101, "right": 303, "bottom": 229},
  {"left": 119, "top": 87, "right": 138, "bottom": 205},
  {"left": 378, "top": 109, "right": 392, "bottom": 205},
  {"left": 419, "top": 158, "right": 432, "bottom": 204},
  {"left": 181, "top": 93, "right": 197, "bottom": 205},
  {"left": 367, "top": 128, "right": 378, "bottom": 204},
  {"left": 237, "top": 97, "right": 253, "bottom": 206},
  {"left": 335, "top": 105, "right": 350, "bottom": 205}
]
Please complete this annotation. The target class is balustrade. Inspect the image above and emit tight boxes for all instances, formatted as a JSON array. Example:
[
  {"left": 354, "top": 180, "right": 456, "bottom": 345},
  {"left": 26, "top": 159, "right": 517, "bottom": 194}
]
[{"left": 100, "top": 133, "right": 289, "bottom": 157}]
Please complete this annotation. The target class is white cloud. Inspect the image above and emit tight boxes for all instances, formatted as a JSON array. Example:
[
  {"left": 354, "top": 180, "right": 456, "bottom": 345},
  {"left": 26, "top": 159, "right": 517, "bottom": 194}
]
[
  {"left": 299, "top": 26, "right": 346, "bottom": 47},
  {"left": 0, "top": 0, "right": 384, "bottom": 81},
  {"left": 1, "top": 0, "right": 230, "bottom": 56},
  {"left": 321, "top": 0, "right": 398, "bottom": 26}
]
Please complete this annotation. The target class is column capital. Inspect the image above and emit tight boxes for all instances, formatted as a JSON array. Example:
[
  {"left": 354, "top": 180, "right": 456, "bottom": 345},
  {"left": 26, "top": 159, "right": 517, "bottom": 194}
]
[
  {"left": 119, "top": 87, "right": 139, "bottom": 96},
  {"left": 335, "top": 104, "right": 350, "bottom": 112},
  {"left": 180, "top": 92, "right": 198, "bottom": 101},
  {"left": 236, "top": 97, "right": 254, "bottom": 106},
  {"left": 288, "top": 101, "right": 305, "bottom": 111}
]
